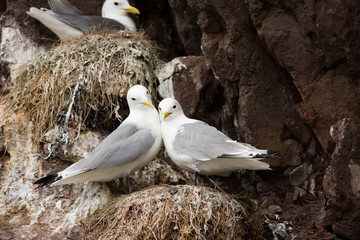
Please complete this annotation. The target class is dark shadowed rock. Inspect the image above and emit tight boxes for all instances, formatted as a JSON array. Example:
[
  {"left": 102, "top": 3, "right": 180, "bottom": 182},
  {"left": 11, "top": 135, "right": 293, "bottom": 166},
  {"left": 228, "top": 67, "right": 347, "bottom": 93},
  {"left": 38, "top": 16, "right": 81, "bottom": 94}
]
[
  {"left": 172, "top": 56, "right": 224, "bottom": 127},
  {"left": 181, "top": 0, "right": 318, "bottom": 169},
  {"left": 168, "top": 0, "right": 202, "bottom": 55},
  {"left": 158, "top": 56, "right": 224, "bottom": 128},
  {"left": 322, "top": 119, "right": 360, "bottom": 239},
  {"left": 2, "top": 0, "right": 360, "bottom": 239},
  {"left": 134, "top": 0, "right": 186, "bottom": 60},
  {"left": 289, "top": 164, "right": 308, "bottom": 187},
  {"left": 245, "top": 0, "right": 360, "bottom": 153}
]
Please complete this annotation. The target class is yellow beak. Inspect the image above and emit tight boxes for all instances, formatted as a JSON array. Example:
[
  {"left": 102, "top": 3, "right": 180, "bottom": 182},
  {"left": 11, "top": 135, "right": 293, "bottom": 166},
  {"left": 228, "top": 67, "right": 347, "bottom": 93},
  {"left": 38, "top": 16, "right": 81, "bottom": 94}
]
[
  {"left": 163, "top": 111, "right": 171, "bottom": 120},
  {"left": 125, "top": 6, "right": 140, "bottom": 14},
  {"left": 142, "top": 99, "right": 154, "bottom": 109}
]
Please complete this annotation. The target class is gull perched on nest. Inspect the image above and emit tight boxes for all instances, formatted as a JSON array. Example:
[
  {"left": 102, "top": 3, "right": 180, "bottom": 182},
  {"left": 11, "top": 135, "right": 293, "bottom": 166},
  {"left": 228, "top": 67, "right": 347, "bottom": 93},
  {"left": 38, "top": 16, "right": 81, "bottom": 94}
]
[
  {"left": 35, "top": 85, "right": 162, "bottom": 188},
  {"left": 158, "top": 98, "right": 277, "bottom": 182},
  {"left": 27, "top": 0, "right": 140, "bottom": 40}
]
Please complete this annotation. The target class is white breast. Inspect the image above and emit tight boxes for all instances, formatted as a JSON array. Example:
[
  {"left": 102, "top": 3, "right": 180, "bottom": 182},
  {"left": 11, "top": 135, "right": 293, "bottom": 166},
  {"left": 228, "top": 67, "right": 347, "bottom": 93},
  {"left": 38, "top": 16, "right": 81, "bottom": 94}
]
[{"left": 161, "top": 117, "right": 199, "bottom": 173}]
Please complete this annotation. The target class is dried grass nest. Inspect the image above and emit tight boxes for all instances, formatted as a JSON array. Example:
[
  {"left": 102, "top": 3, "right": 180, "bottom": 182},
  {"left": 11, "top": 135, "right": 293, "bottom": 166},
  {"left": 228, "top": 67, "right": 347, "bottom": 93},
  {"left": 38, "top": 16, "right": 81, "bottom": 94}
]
[
  {"left": 82, "top": 185, "right": 264, "bottom": 240},
  {"left": 3, "top": 31, "right": 163, "bottom": 141}
]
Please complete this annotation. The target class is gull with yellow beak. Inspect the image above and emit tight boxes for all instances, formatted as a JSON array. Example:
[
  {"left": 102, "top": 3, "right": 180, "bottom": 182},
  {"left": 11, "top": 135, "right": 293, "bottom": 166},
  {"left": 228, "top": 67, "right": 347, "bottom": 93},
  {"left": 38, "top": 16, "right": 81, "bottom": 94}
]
[
  {"left": 27, "top": 0, "right": 140, "bottom": 40},
  {"left": 158, "top": 98, "right": 277, "bottom": 184},
  {"left": 35, "top": 85, "right": 161, "bottom": 188}
]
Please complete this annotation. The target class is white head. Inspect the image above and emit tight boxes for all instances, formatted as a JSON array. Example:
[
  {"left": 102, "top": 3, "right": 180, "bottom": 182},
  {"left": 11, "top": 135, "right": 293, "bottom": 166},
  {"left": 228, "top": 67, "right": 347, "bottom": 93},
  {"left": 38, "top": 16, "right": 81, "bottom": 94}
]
[
  {"left": 158, "top": 98, "right": 185, "bottom": 122},
  {"left": 101, "top": 0, "right": 140, "bottom": 31},
  {"left": 127, "top": 85, "right": 154, "bottom": 111}
]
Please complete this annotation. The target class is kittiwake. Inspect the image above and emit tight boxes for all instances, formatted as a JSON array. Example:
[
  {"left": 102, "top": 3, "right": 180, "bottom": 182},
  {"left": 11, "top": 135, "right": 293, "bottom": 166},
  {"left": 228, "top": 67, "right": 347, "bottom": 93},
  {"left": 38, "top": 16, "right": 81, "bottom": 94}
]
[
  {"left": 34, "top": 85, "right": 161, "bottom": 187},
  {"left": 158, "top": 98, "right": 277, "bottom": 181},
  {"left": 27, "top": 0, "right": 140, "bottom": 40}
]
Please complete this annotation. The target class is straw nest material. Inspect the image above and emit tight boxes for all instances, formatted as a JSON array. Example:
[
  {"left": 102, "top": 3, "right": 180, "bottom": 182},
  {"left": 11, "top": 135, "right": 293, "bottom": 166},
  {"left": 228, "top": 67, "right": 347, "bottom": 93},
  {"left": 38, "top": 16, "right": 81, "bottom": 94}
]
[
  {"left": 3, "top": 31, "right": 162, "bottom": 142},
  {"left": 82, "top": 185, "right": 264, "bottom": 240}
]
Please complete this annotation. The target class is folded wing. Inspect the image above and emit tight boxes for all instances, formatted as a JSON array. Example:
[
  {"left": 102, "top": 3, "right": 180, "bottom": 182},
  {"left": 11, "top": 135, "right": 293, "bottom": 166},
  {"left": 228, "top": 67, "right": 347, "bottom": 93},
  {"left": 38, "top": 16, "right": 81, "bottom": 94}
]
[
  {"left": 61, "top": 123, "right": 155, "bottom": 178},
  {"left": 173, "top": 122, "right": 268, "bottom": 161},
  {"left": 45, "top": 11, "right": 127, "bottom": 33},
  {"left": 47, "top": 0, "right": 84, "bottom": 15}
]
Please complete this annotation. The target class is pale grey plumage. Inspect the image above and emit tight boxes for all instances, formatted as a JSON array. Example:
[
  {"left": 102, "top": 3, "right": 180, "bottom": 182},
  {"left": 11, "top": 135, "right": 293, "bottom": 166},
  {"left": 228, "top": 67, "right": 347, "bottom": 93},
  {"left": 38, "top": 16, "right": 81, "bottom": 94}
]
[
  {"left": 159, "top": 98, "right": 275, "bottom": 178},
  {"left": 45, "top": 12, "right": 127, "bottom": 33},
  {"left": 173, "top": 122, "right": 267, "bottom": 161},
  {"left": 63, "top": 124, "right": 154, "bottom": 176},
  {"left": 47, "top": 0, "right": 83, "bottom": 15},
  {"left": 26, "top": 0, "right": 140, "bottom": 40},
  {"left": 34, "top": 85, "right": 161, "bottom": 187}
]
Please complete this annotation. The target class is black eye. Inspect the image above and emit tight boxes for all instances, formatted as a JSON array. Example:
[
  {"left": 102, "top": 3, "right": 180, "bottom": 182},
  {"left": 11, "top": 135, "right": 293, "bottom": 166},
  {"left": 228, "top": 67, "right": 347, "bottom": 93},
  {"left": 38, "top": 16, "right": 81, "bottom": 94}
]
[
  {"left": 173, "top": 105, "right": 176, "bottom": 109},
  {"left": 146, "top": 90, "right": 149, "bottom": 94},
  {"left": 159, "top": 107, "right": 162, "bottom": 111},
  {"left": 114, "top": 2, "right": 119, "bottom": 5},
  {"left": 131, "top": 98, "right": 136, "bottom": 101}
]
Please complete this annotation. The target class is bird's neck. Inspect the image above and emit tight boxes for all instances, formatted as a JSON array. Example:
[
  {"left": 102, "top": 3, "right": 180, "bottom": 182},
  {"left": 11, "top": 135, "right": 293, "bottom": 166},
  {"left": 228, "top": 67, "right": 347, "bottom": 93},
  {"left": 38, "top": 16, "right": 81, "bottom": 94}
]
[
  {"left": 161, "top": 115, "right": 195, "bottom": 140},
  {"left": 173, "top": 115, "right": 196, "bottom": 126},
  {"left": 127, "top": 108, "right": 160, "bottom": 133}
]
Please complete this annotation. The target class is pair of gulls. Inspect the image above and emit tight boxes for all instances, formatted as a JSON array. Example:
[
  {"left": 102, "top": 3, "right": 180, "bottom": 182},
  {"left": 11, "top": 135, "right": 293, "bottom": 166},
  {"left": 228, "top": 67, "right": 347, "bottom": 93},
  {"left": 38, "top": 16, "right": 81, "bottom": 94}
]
[
  {"left": 35, "top": 85, "right": 275, "bottom": 187},
  {"left": 27, "top": 0, "right": 275, "bottom": 187},
  {"left": 26, "top": 0, "right": 140, "bottom": 40}
]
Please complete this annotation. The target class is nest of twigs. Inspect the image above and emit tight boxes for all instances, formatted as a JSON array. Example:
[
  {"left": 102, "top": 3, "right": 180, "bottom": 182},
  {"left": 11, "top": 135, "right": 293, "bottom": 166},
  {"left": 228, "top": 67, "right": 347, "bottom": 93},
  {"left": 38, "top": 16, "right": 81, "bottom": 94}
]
[
  {"left": 3, "top": 31, "right": 163, "bottom": 142},
  {"left": 82, "top": 185, "right": 264, "bottom": 240}
]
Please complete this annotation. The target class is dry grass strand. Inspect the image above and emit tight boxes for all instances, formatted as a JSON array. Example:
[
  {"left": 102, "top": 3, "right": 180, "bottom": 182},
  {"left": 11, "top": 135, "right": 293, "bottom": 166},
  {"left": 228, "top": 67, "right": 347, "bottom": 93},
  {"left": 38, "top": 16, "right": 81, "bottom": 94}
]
[
  {"left": 2, "top": 31, "right": 163, "bottom": 142},
  {"left": 82, "top": 185, "right": 264, "bottom": 240}
]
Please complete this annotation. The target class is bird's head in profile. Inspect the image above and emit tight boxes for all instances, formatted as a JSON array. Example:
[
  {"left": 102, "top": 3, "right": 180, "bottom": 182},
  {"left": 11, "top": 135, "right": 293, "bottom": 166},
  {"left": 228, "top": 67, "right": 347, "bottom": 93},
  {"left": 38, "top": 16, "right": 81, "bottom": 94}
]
[
  {"left": 158, "top": 98, "right": 184, "bottom": 122},
  {"left": 127, "top": 85, "right": 154, "bottom": 111},
  {"left": 102, "top": 0, "right": 140, "bottom": 17}
]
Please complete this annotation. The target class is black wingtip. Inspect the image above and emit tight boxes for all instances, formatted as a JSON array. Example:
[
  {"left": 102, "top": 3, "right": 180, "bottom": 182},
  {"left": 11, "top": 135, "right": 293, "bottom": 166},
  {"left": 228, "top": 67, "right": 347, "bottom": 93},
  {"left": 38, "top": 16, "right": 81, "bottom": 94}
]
[
  {"left": 253, "top": 150, "right": 280, "bottom": 159},
  {"left": 267, "top": 150, "right": 280, "bottom": 156},
  {"left": 34, "top": 174, "right": 62, "bottom": 188}
]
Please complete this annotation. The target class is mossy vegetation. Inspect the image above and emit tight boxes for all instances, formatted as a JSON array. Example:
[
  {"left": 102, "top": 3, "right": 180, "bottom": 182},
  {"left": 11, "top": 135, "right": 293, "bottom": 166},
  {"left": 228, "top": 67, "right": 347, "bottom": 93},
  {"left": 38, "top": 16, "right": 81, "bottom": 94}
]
[{"left": 3, "top": 31, "right": 163, "bottom": 143}]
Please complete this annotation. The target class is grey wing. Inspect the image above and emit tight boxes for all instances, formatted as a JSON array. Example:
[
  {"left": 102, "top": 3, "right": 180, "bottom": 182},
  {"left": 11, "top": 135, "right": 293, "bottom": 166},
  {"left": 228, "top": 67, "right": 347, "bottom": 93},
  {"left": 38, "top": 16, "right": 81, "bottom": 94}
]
[
  {"left": 48, "top": 0, "right": 84, "bottom": 15},
  {"left": 63, "top": 124, "right": 155, "bottom": 175},
  {"left": 47, "top": 13, "right": 126, "bottom": 33},
  {"left": 173, "top": 122, "right": 257, "bottom": 160}
]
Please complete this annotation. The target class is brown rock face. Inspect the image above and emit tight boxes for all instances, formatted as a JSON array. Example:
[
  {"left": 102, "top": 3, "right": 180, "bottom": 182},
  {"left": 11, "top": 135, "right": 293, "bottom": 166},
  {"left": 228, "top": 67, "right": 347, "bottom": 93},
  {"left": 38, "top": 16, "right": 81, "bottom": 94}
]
[
  {"left": 170, "top": 56, "right": 224, "bottom": 128},
  {"left": 167, "top": 1, "right": 359, "bottom": 238},
  {"left": 323, "top": 119, "right": 360, "bottom": 239},
  {"left": 171, "top": 0, "right": 319, "bottom": 168},
  {"left": 168, "top": 0, "right": 202, "bottom": 56},
  {"left": 245, "top": 0, "right": 360, "bottom": 152},
  {"left": 2, "top": 0, "right": 360, "bottom": 239},
  {"left": 133, "top": 0, "right": 189, "bottom": 60}
]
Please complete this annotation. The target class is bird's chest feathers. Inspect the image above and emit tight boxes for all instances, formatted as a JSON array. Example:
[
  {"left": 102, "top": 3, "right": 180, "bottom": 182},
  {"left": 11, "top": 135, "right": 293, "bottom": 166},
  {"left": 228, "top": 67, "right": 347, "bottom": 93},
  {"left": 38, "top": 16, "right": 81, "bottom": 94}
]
[
  {"left": 127, "top": 111, "right": 160, "bottom": 137},
  {"left": 163, "top": 125, "right": 187, "bottom": 157},
  {"left": 161, "top": 123, "right": 178, "bottom": 147},
  {"left": 166, "top": 126, "right": 198, "bottom": 173}
]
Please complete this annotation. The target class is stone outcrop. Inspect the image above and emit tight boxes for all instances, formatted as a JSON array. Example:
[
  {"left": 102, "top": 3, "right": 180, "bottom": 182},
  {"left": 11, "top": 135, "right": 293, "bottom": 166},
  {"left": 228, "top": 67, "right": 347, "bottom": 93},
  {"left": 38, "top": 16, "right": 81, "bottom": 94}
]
[
  {"left": 0, "top": 6, "right": 46, "bottom": 80},
  {"left": 166, "top": 0, "right": 359, "bottom": 238},
  {"left": 244, "top": 0, "right": 360, "bottom": 153},
  {"left": 322, "top": 119, "right": 360, "bottom": 239},
  {"left": 1, "top": 0, "right": 359, "bottom": 239},
  {"left": 0, "top": 106, "right": 112, "bottom": 238},
  {"left": 0, "top": 105, "right": 192, "bottom": 238},
  {"left": 158, "top": 56, "right": 223, "bottom": 128},
  {"left": 169, "top": 0, "right": 320, "bottom": 168}
]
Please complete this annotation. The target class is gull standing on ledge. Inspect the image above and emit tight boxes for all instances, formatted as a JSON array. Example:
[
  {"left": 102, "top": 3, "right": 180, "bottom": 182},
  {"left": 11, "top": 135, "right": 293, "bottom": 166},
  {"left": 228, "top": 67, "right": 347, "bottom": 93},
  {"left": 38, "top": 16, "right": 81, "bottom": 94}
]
[
  {"left": 35, "top": 85, "right": 161, "bottom": 188},
  {"left": 27, "top": 0, "right": 140, "bottom": 40},
  {"left": 158, "top": 98, "right": 277, "bottom": 182}
]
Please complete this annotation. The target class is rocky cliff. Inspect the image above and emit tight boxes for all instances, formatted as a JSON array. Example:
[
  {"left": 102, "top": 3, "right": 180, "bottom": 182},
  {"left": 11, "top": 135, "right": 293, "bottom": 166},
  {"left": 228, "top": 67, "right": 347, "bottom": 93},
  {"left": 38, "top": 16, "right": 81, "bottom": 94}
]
[{"left": 1, "top": 0, "right": 359, "bottom": 239}]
